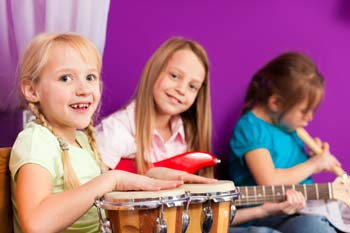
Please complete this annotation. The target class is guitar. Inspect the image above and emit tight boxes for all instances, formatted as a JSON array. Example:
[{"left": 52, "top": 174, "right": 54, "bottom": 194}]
[
  {"left": 235, "top": 177, "right": 350, "bottom": 232},
  {"left": 235, "top": 177, "right": 350, "bottom": 207},
  {"left": 114, "top": 151, "right": 221, "bottom": 173}
]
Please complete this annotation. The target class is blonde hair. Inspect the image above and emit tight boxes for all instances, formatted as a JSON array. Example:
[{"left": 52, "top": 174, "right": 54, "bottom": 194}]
[
  {"left": 134, "top": 37, "right": 212, "bottom": 174},
  {"left": 19, "top": 33, "right": 105, "bottom": 190}
]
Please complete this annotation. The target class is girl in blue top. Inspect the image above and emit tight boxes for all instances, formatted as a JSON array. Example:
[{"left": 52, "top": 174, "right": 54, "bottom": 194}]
[
  {"left": 229, "top": 52, "right": 341, "bottom": 233},
  {"left": 10, "top": 33, "right": 183, "bottom": 233}
]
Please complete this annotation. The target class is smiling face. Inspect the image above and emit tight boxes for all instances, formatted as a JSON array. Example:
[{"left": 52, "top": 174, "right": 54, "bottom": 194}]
[
  {"left": 152, "top": 49, "right": 205, "bottom": 119},
  {"left": 25, "top": 44, "right": 101, "bottom": 137}
]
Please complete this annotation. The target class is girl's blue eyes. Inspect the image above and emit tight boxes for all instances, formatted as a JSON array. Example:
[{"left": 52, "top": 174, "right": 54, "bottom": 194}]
[
  {"left": 169, "top": 72, "right": 200, "bottom": 92},
  {"left": 86, "top": 74, "right": 96, "bottom": 81},
  {"left": 59, "top": 75, "right": 72, "bottom": 82},
  {"left": 190, "top": 85, "right": 198, "bottom": 91},
  {"left": 59, "top": 74, "right": 97, "bottom": 82}
]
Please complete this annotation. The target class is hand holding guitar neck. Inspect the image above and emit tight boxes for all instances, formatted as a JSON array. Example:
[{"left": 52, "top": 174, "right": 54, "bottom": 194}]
[{"left": 296, "top": 127, "right": 347, "bottom": 179}]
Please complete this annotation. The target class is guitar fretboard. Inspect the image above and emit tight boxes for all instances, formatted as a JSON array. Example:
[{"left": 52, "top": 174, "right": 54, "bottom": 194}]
[{"left": 236, "top": 183, "right": 332, "bottom": 206}]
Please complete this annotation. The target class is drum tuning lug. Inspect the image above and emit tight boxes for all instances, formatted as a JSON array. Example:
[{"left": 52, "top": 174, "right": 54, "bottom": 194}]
[
  {"left": 100, "top": 221, "right": 112, "bottom": 233},
  {"left": 94, "top": 198, "right": 113, "bottom": 233},
  {"left": 181, "top": 212, "right": 190, "bottom": 233},
  {"left": 202, "top": 205, "right": 213, "bottom": 233},
  {"left": 229, "top": 204, "right": 237, "bottom": 225},
  {"left": 155, "top": 217, "right": 167, "bottom": 233},
  {"left": 155, "top": 201, "right": 168, "bottom": 233}
]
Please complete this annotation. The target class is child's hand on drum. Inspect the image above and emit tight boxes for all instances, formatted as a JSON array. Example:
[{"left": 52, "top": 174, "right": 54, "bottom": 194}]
[
  {"left": 145, "top": 167, "right": 217, "bottom": 184},
  {"left": 113, "top": 170, "right": 183, "bottom": 191},
  {"left": 260, "top": 189, "right": 306, "bottom": 217}
]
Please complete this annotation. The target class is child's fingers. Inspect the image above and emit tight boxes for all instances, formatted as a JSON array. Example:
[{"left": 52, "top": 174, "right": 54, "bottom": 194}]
[
  {"left": 280, "top": 189, "right": 305, "bottom": 214},
  {"left": 145, "top": 167, "right": 217, "bottom": 184},
  {"left": 115, "top": 170, "right": 182, "bottom": 191},
  {"left": 287, "top": 189, "right": 305, "bottom": 209},
  {"left": 314, "top": 137, "right": 322, "bottom": 147},
  {"left": 322, "top": 142, "right": 330, "bottom": 151},
  {"left": 144, "top": 178, "right": 183, "bottom": 190},
  {"left": 307, "top": 150, "right": 316, "bottom": 157},
  {"left": 179, "top": 172, "right": 217, "bottom": 184}
]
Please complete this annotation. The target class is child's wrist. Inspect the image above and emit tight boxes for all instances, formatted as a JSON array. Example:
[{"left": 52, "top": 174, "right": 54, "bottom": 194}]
[
  {"left": 257, "top": 205, "right": 269, "bottom": 219},
  {"left": 306, "top": 159, "right": 318, "bottom": 174}
]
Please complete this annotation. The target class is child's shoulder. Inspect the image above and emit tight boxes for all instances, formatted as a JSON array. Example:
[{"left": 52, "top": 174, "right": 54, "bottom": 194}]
[
  {"left": 15, "top": 121, "right": 57, "bottom": 145},
  {"left": 236, "top": 111, "right": 266, "bottom": 129},
  {"left": 233, "top": 111, "right": 275, "bottom": 139},
  {"left": 10, "top": 122, "right": 62, "bottom": 177}
]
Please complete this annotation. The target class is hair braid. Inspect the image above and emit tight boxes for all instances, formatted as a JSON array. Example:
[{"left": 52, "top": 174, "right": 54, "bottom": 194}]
[
  {"left": 28, "top": 102, "right": 80, "bottom": 190},
  {"left": 84, "top": 121, "right": 107, "bottom": 172}
]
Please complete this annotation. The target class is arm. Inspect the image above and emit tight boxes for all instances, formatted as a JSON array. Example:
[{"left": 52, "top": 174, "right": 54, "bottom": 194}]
[
  {"left": 145, "top": 167, "right": 217, "bottom": 183},
  {"left": 16, "top": 164, "right": 182, "bottom": 233},
  {"left": 245, "top": 148, "right": 314, "bottom": 185},
  {"left": 232, "top": 189, "right": 305, "bottom": 225},
  {"left": 245, "top": 146, "right": 340, "bottom": 185}
]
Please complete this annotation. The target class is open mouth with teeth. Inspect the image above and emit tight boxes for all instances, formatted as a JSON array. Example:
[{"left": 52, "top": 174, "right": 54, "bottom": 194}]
[{"left": 70, "top": 103, "right": 91, "bottom": 110}]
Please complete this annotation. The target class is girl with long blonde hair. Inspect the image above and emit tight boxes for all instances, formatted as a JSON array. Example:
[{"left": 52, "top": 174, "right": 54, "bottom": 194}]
[
  {"left": 97, "top": 37, "right": 214, "bottom": 177},
  {"left": 10, "top": 33, "right": 181, "bottom": 233}
]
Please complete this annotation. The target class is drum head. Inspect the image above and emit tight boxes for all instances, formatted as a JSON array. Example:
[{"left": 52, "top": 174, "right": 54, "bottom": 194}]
[
  {"left": 102, "top": 188, "right": 187, "bottom": 210},
  {"left": 104, "top": 188, "right": 185, "bottom": 200},
  {"left": 181, "top": 180, "right": 238, "bottom": 203},
  {"left": 181, "top": 180, "right": 236, "bottom": 194}
]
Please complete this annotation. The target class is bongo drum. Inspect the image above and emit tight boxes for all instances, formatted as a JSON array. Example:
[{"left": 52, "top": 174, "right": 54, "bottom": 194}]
[
  {"left": 95, "top": 188, "right": 189, "bottom": 233},
  {"left": 181, "top": 180, "right": 239, "bottom": 233}
]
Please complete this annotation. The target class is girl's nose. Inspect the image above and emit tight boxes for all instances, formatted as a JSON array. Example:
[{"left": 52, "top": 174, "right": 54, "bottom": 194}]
[
  {"left": 76, "top": 80, "right": 91, "bottom": 95},
  {"left": 305, "top": 111, "right": 313, "bottom": 122},
  {"left": 176, "top": 81, "right": 186, "bottom": 95}
]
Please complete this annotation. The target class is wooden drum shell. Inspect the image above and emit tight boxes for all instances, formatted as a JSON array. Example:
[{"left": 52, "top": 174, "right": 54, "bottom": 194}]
[
  {"left": 181, "top": 180, "right": 238, "bottom": 233},
  {"left": 102, "top": 189, "right": 187, "bottom": 233}
]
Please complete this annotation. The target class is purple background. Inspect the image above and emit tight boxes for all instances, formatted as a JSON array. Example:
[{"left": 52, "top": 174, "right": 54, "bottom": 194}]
[{"left": 1, "top": 0, "right": 350, "bottom": 182}]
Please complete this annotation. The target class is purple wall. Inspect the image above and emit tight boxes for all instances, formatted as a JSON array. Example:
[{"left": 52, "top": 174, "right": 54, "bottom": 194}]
[
  {"left": 1, "top": 1, "right": 349, "bottom": 182},
  {"left": 101, "top": 0, "right": 350, "bottom": 182}
]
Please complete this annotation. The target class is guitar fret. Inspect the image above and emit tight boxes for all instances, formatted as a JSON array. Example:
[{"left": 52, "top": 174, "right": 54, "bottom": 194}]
[
  {"left": 235, "top": 181, "right": 335, "bottom": 207},
  {"left": 275, "top": 185, "right": 283, "bottom": 201},
  {"left": 254, "top": 186, "right": 257, "bottom": 203},
  {"left": 328, "top": 183, "right": 332, "bottom": 199},
  {"left": 262, "top": 185, "right": 266, "bottom": 199}
]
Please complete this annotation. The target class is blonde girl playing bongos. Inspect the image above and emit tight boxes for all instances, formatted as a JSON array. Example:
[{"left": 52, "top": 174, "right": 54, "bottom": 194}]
[{"left": 10, "top": 33, "right": 182, "bottom": 233}]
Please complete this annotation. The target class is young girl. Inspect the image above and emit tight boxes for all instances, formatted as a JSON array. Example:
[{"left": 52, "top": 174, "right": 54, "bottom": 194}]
[
  {"left": 229, "top": 52, "right": 341, "bottom": 232},
  {"left": 96, "top": 37, "right": 214, "bottom": 178},
  {"left": 96, "top": 38, "right": 308, "bottom": 230},
  {"left": 10, "top": 33, "right": 182, "bottom": 233}
]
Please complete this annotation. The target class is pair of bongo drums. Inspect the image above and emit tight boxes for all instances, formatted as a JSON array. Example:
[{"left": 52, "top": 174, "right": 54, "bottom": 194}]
[{"left": 95, "top": 180, "right": 239, "bottom": 233}]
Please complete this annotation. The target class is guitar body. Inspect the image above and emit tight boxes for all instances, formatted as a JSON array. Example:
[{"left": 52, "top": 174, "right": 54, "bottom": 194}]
[
  {"left": 114, "top": 151, "right": 220, "bottom": 176},
  {"left": 236, "top": 176, "right": 350, "bottom": 232}
]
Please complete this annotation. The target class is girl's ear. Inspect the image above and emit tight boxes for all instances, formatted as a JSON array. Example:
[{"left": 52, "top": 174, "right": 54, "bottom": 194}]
[
  {"left": 21, "top": 79, "right": 39, "bottom": 103},
  {"left": 268, "top": 95, "right": 281, "bottom": 113}
]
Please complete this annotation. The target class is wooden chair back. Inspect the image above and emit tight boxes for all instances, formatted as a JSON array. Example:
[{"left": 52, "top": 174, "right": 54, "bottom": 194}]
[{"left": 0, "top": 147, "right": 13, "bottom": 233}]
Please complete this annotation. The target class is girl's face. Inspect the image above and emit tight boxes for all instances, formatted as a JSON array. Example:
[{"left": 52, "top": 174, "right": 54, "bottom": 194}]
[
  {"left": 279, "top": 99, "right": 315, "bottom": 132},
  {"left": 28, "top": 44, "right": 101, "bottom": 136},
  {"left": 153, "top": 49, "right": 205, "bottom": 118}
]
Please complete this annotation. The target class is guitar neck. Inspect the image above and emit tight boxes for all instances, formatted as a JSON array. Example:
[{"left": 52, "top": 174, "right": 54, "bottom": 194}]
[{"left": 235, "top": 183, "right": 333, "bottom": 206}]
